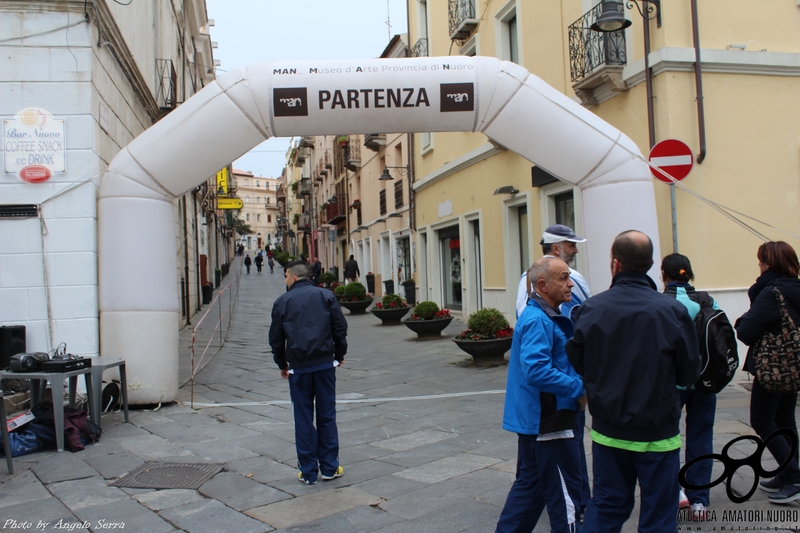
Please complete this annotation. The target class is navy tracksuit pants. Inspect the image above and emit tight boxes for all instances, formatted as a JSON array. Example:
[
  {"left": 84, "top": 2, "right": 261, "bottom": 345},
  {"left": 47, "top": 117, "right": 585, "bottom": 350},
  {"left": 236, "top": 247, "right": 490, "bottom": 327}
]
[
  {"left": 495, "top": 434, "right": 582, "bottom": 533},
  {"left": 288, "top": 367, "right": 339, "bottom": 483},
  {"left": 582, "top": 442, "right": 679, "bottom": 533},
  {"left": 678, "top": 388, "right": 717, "bottom": 506}
]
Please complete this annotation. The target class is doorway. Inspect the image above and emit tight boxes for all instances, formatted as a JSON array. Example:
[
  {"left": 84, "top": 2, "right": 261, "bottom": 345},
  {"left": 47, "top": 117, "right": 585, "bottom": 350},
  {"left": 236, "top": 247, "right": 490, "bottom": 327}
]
[{"left": 439, "top": 226, "right": 462, "bottom": 310}]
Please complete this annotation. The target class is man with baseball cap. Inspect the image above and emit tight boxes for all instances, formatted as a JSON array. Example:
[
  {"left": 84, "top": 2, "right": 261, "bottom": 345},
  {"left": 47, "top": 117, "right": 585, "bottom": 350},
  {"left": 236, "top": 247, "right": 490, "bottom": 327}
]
[
  {"left": 515, "top": 223, "right": 592, "bottom": 520},
  {"left": 516, "top": 224, "right": 591, "bottom": 319}
]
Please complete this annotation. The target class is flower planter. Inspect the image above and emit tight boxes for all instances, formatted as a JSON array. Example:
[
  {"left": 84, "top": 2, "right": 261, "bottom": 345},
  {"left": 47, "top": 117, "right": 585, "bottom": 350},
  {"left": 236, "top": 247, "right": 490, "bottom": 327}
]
[
  {"left": 402, "top": 316, "right": 453, "bottom": 338},
  {"left": 338, "top": 298, "right": 374, "bottom": 314},
  {"left": 453, "top": 337, "right": 513, "bottom": 365},
  {"left": 370, "top": 307, "right": 411, "bottom": 325}
]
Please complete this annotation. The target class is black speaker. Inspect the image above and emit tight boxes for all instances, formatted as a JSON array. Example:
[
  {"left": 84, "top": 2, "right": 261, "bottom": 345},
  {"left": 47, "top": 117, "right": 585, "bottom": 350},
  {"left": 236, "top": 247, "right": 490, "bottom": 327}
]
[{"left": 0, "top": 325, "right": 26, "bottom": 370}]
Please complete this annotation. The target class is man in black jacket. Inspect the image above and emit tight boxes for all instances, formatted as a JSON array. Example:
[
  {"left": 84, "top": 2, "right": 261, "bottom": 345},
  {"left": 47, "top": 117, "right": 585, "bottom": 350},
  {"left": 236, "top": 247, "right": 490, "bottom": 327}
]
[
  {"left": 566, "top": 230, "right": 700, "bottom": 533},
  {"left": 269, "top": 260, "right": 348, "bottom": 485}
]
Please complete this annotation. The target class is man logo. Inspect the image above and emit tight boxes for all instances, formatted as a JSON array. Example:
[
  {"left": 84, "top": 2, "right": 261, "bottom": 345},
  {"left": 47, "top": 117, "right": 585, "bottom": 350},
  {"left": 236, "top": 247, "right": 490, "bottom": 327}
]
[
  {"left": 440, "top": 83, "right": 474, "bottom": 112},
  {"left": 274, "top": 88, "right": 308, "bottom": 117}
]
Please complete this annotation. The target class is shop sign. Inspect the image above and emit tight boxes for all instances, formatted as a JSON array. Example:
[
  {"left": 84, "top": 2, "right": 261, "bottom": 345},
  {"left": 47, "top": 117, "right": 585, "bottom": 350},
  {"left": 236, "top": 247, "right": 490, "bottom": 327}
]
[{"left": 4, "top": 108, "right": 65, "bottom": 183}]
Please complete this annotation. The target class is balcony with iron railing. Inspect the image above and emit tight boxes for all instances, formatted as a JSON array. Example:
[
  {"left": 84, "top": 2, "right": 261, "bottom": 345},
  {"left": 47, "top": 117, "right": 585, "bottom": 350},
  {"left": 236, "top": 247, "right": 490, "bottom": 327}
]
[
  {"left": 325, "top": 194, "right": 346, "bottom": 225},
  {"left": 410, "top": 38, "right": 429, "bottom": 58},
  {"left": 364, "top": 134, "right": 386, "bottom": 151},
  {"left": 448, "top": 0, "right": 478, "bottom": 41},
  {"left": 155, "top": 59, "right": 178, "bottom": 116},
  {"left": 345, "top": 141, "right": 361, "bottom": 171},
  {"left": 568, "top": 3, "right": 628, "bottom": 106}
]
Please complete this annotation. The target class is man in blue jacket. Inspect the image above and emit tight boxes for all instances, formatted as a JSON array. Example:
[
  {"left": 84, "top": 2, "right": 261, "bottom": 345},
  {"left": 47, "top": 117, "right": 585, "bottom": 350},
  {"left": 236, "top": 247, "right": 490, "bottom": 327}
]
[
  {"left": 269, "top": 260, "right": 348, "bottom": 485},
  {"left": 495, "top": 257, "right": 586, "bottom": 533},
  {"left": 566, "top": 230, "right": 700, "bottom": 533}
]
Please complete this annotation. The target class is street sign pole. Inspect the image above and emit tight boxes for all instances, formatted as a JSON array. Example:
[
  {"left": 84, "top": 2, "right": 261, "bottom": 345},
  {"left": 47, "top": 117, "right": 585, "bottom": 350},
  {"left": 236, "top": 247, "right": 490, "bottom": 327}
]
[{"left": 649, "top": 139, "right": 695, "bottom": 254}]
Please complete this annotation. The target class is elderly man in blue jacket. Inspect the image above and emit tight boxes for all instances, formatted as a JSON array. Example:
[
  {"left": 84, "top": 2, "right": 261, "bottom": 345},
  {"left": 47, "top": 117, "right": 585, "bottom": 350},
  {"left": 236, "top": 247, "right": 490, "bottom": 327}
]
[
  {"left": 495, "top": 257, "right": 586, "bottom": 533},
  {"left": 269, "top": 260, "right": 348, "bottom": 485}
]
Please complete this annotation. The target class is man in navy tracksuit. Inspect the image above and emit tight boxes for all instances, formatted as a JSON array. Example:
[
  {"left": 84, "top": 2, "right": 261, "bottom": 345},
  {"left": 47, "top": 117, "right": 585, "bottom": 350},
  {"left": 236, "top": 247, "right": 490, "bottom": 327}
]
[
  {"left": 566, "top": 231, "right": 700, "bottom": 533},
  {"left": 495, "top": 257, "right": 586, "bottom": 533},
  {"left": 269, "top": 260, "right": 348, "bottom": 485}
]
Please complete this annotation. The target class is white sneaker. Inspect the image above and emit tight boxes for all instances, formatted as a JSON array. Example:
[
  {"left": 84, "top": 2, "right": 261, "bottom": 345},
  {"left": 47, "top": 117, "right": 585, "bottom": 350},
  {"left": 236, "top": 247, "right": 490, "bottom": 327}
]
[
  {"left": 679, "top": 489, "right": 690, "bottom": 509},
  {"left": 689, "top": 503, "right": 707, "bottom": 521}
]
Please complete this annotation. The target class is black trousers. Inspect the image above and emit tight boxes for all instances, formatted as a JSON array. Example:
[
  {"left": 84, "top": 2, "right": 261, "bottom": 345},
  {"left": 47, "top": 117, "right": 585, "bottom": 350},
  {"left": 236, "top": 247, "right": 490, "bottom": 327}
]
[{"left": 750, "top": 377, "right": 800, "bottom": 484}]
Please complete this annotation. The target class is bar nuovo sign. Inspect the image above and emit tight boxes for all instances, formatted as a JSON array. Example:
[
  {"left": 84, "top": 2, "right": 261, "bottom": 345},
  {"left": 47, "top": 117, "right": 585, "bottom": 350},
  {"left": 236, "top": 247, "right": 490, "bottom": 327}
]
[{"left": 4, "top": 108, "right": 65, "bottom": 183}]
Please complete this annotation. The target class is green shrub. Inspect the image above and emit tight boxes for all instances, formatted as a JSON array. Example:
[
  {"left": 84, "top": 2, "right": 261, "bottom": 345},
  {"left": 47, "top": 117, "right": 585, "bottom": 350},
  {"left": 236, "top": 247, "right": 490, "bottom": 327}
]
[
  {"left": 319, "top": 272, "right": 336, "bottom": 285},
  {"left": 274, "top": 251, "right": 290, "bottom": 266},
  {"left": 413, "top": 301, "right": 440, "bottom": 320},
  {"left": 382, "top": 293, "right": 405, "bottom": 307},
  {"left": 343, "top": 282, "right": 367, "bottom": 300},
  {"left": 333, "top": 285, "right": 346, "bottom": 296},
  {"left": 467, "top": 308, "right": 509, "bottom": 337}
]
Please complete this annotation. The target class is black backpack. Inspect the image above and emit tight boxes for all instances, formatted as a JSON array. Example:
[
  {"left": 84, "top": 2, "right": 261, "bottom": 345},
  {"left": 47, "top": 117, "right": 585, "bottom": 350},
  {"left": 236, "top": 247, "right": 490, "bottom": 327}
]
[{"left": 693, "top": 292, "right": 739, "bottom": 393}]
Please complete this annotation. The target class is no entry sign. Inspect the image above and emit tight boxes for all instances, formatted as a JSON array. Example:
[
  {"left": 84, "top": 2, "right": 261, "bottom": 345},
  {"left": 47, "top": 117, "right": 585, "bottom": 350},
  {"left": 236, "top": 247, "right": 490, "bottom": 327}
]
[{"left": 649, "top": 139, "right": 694, "bottom": 183}]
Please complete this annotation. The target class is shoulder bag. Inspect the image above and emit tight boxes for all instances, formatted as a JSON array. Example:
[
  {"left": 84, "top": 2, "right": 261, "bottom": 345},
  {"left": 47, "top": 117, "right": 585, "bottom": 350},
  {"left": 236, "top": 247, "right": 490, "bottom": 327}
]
[{"left": 754, "top": 287, "right": 800, "bottom": 393}]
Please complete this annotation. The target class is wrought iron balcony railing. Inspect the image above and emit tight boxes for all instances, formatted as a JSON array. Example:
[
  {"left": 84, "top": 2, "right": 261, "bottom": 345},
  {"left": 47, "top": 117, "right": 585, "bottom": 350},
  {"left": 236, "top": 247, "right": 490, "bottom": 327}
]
[
  {"left": 410, "top": 38, "right": 429, "bottom": 58},
  {"left": 155, "top": 59, "right": 178, "bottom": 115},
  {"left": 448, "top": 0, "right": 478, "bottom": 41},
  {"left": 326, "top": 195, "right": 346, "bottom": 225},
  {"left": 568, "top": 3, "right": 627, "bottom": 83}
]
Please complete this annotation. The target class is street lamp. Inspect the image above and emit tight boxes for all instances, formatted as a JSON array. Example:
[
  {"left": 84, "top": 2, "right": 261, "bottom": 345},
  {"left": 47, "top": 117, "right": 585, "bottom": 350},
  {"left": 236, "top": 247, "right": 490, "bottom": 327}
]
[
  {"left": 379, "top": 165, "right": 410, "bottom": 181},
  {"left": 591, "top": 0, "right": 660, "bottom": 33}
]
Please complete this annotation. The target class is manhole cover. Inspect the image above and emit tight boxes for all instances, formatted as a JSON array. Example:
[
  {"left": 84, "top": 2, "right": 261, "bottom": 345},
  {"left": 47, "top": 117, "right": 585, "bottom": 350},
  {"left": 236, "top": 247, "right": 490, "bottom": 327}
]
[{"left": 111, "top": 462, "right": 222, "bottom": 489}]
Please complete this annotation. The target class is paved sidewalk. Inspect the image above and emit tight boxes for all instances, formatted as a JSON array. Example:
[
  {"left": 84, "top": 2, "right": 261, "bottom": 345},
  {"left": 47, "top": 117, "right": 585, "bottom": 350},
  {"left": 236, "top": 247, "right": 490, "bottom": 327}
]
[{"left": 1, "top": 264, "right": 799, "bottom": 532}]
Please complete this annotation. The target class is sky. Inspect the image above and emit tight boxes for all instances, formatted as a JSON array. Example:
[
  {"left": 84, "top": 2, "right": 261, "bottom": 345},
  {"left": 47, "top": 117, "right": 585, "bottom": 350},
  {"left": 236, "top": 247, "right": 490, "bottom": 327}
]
[{"left": 205, "top": 0, "right": 409, "bottom": 178}]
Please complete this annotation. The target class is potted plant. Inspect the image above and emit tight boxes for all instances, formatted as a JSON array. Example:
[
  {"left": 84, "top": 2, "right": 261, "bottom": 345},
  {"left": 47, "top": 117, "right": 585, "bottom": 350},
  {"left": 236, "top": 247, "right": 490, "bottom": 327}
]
[
  {"left": 350, "top": 199, "right": 361, "bottom": 211},
  {"left": 453, "top": 308, "right": 514, "bottom": 365},
  {"left": 319, "top": 271, "right": 337, "bottom": 288},
  {"left": 337, "top": 135, "right": 348, "bottom": 147},
  {"left": 402, "top": 301, "right": 453, "bottom": 338},
  {"left": 337, "top": 282, "right": 374, "bottom": 314},
  {"left": 370, "top": 293, "right": 410, "bottom": 325},
  {"left": 214, "top": 267, "right": 222, "bottom": 288}
]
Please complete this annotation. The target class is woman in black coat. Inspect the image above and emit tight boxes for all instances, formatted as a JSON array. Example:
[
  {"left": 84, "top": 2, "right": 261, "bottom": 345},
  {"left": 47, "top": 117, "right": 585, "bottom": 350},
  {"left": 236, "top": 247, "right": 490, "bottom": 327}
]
[{"left": 736, "top": 241, "right": 800, "bottom": 503}]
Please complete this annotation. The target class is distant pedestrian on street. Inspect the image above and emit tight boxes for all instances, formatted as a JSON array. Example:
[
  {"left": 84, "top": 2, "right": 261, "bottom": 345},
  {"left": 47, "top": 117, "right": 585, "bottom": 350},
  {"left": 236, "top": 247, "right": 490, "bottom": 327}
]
[
  {"left": 495, "top": 257, "right": 586, "bottom": 533},
  {"left": 567, "top": 230, "right": 700, "bottom": 533},
  {"left": 269, "top": 260, "right": 348, "bottom": 485},
  {"left": 255, "top": 252, "right": 263, "bottom": 273},
  {"left": 268, "top": 256, "right": 275, "bottom": 274},
  {"left": 312, "top": 257, "right": 322, "bottom": 286},
  {"left": 344, "top": 255, "right": 360, "bottom": 284},
  {"left": 244, "top": 254, "right": 252, "bottom": 274}
]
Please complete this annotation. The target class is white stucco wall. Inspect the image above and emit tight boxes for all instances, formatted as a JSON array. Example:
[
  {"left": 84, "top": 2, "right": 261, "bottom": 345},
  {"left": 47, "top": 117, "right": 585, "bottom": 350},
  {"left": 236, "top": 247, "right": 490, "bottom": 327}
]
[{"left": 0, "top": 7, "right": 172, "bottom": 356}]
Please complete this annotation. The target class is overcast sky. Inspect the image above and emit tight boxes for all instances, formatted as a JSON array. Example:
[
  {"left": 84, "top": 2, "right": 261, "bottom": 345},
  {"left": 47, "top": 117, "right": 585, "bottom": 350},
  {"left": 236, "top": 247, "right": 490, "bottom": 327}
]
[{"left": 205, "top": 0, "right": 409, "bottom": 178}]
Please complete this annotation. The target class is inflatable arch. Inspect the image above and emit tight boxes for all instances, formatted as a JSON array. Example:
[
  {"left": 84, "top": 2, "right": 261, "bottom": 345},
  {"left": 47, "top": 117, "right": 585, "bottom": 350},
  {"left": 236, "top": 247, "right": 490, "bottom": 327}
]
[{"left": 99, "top": 56, "right": 660, "bottom": 404}]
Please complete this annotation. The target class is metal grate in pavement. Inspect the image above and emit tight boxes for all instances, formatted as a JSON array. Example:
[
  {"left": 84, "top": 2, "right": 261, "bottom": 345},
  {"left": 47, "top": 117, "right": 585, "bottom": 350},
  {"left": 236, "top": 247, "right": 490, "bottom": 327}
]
[{"left": 111, "top": 462, "right": 222, "bottom": 489}]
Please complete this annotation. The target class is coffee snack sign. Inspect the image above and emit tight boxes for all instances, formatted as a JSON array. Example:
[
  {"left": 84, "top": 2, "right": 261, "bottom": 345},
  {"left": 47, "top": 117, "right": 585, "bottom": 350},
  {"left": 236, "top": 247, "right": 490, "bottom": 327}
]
[{"left": 4, "top": 107, "right": 65, "bottom": 183}]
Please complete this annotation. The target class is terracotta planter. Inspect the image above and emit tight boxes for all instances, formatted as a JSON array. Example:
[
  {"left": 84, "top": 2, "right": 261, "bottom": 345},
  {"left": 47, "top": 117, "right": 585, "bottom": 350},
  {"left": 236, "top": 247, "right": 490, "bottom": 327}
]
[
  {"left": 370, "top": 306, "right": 411, "bottom": 325},
  {"left": 338, "top": 298, "right": 374, "bottom": 314},
  {"left": 402, "top": 316, "right": 453, "bottom": 338},
  {"left": 453, "top": 337, "right": 513, "bottom": 365}
]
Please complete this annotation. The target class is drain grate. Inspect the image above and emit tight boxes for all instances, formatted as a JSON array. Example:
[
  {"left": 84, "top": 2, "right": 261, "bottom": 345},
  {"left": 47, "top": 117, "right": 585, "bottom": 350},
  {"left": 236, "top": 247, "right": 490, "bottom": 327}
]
[{"left": 111, "top": 462, "right": 222, "bottom": 489}]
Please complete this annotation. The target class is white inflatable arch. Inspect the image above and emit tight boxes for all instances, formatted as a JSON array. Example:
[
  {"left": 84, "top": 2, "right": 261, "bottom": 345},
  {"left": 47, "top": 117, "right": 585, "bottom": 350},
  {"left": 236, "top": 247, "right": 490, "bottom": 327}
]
[{"left": 99, "top": 56, "right": 660, "bottom": 404}]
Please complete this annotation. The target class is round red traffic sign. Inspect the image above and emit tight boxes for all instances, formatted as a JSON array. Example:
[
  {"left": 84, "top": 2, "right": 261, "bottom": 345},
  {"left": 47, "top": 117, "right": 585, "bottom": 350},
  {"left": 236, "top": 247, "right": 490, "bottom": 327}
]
[{"left": 649, "top": 139, "right": 694, "bottom": 183}]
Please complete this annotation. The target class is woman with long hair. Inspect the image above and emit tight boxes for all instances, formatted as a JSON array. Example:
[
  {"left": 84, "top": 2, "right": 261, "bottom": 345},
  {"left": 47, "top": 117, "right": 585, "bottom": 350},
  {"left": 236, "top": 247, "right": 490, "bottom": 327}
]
[
  {"left": 736, "top": 241, "right": 800, "bottom": 504},
  {"left": 661, "top": 253, "right": 719, "bottom": 520}
]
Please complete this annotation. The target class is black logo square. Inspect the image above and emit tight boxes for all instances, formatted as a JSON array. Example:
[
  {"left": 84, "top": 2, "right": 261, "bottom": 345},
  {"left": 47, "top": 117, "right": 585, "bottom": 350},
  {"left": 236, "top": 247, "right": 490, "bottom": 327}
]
[
  {"left": 440, "top": 83, "right": 474, "bottom": 112},
  {"left": 274, "top": 87, "right": 308, "bottom": 117}
]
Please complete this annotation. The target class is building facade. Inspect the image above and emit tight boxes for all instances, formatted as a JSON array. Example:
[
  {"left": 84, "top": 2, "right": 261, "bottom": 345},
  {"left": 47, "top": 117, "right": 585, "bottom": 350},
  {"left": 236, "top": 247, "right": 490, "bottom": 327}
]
[
  {"left": 408, "top": 0, "right": 800, "bottom": 322},
  {"left": 232, "top": 169, "right": 281, "bottom": 252},
  {"left": 0, "top": 0, "right": 226, "bottom": 361}
]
